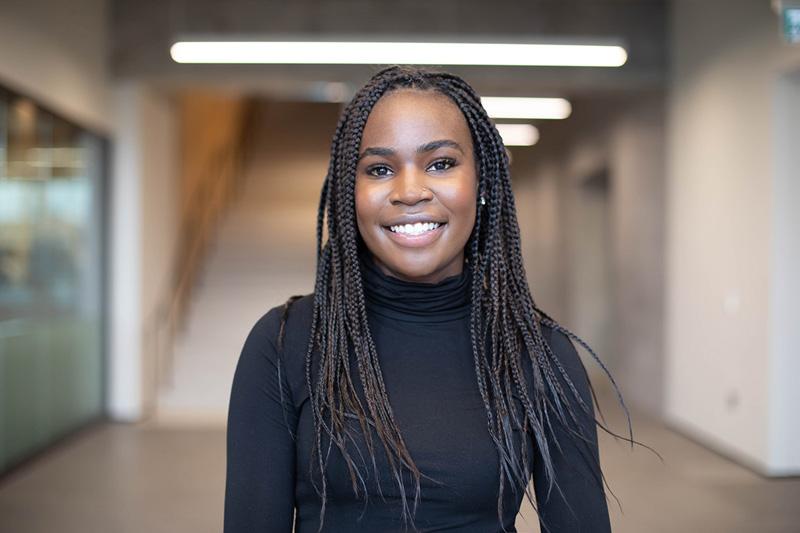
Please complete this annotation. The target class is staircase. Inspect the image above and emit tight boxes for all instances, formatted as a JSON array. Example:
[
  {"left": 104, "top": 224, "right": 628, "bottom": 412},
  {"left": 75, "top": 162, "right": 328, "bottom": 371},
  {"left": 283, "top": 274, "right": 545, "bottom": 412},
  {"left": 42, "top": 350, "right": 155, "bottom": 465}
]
[{"left": 156, "top": 101, "right": 339, "bottom": 424}]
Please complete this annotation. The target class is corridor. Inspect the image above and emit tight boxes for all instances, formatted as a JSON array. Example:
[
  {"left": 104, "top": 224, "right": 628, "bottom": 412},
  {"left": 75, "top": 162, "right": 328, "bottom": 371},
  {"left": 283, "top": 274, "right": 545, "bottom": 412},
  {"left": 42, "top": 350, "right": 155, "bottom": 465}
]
[{"left": 2, "top": 1, "right": 800, "bottom": 532}]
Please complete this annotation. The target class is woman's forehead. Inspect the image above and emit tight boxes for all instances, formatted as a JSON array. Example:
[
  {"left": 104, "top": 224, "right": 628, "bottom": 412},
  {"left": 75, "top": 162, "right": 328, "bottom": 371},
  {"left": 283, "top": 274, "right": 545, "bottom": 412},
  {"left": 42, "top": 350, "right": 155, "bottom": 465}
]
[{"left": 360, "top": 89, "right": 472, "bottom": 148}]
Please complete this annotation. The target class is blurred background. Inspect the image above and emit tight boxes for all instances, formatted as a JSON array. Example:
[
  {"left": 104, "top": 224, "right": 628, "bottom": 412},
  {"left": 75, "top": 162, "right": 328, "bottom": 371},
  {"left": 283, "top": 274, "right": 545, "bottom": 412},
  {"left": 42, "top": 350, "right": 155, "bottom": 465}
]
[{"left": 0, "top": 0, "right": 799, "bottom": 531}]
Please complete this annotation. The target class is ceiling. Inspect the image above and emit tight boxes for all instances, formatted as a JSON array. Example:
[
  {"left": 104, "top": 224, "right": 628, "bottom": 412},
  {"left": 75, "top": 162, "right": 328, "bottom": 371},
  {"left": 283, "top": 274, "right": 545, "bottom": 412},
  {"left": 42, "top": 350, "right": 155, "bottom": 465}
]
[{"left": 110, "top": 0, "right": 668, "bottom": 99}]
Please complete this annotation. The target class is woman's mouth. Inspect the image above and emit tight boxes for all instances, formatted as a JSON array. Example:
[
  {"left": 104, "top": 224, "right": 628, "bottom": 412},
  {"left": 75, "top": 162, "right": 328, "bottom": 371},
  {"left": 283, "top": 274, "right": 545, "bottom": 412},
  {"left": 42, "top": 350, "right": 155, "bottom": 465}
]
[{"left": 383, "top": 221, "right": 446, "bottom": 247}]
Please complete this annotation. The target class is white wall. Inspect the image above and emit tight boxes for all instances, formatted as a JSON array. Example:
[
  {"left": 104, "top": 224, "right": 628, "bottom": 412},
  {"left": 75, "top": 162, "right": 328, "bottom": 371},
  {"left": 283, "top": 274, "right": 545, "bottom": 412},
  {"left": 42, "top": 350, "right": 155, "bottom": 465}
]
[
  {"left": 667, "top": 0, "right": 800, "bottom": 474},
  {"left": 109, "top": 83, "right": 178, "bottom": 420},
  {"left": 768, "top": 70, "right": 800, "bottom": 473},
  {"left": 0, "top": 0, "right": 112, "bottom": 133}
]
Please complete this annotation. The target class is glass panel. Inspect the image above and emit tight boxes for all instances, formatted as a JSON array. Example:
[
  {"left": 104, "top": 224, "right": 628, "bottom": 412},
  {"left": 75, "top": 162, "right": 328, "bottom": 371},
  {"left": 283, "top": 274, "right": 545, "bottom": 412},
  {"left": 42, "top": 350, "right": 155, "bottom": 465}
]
[{"left": 0, "top": 91, "right": 105, "bottom": 472}]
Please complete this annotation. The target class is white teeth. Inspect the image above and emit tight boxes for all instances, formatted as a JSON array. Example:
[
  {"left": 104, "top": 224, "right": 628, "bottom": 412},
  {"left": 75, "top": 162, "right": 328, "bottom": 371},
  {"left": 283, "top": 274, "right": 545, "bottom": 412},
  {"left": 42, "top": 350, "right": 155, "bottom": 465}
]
[{"left": 389, "top": 222, "right": 441, "bottom": 235}]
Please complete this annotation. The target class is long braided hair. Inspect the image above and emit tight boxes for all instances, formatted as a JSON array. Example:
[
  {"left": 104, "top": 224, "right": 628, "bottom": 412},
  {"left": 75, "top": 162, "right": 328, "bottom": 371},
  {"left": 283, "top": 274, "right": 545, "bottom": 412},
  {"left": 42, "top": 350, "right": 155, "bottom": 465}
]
[{"left": 288, "top": 65, "right": 632, "bottom": 530}]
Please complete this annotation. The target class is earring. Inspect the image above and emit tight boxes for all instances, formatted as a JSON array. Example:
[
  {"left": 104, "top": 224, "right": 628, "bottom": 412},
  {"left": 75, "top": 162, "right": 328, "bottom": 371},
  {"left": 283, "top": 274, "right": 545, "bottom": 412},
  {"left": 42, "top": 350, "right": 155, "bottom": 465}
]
[{"left": 480, "top": 195, "right": 486, "bottom": 206}]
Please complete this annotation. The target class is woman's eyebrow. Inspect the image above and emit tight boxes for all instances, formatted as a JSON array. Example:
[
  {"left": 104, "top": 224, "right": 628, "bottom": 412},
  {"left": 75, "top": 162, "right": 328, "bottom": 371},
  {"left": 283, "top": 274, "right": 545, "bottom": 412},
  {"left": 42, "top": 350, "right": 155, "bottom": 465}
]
[
  {"left": 358, "top": 146, "right": 395, "bottom": 161},
  {"left": 358, "top": 139, "right": 464, "bottom": 161},
  {"left": 417, "top": 139, "right": 464, "bottom": 155}
]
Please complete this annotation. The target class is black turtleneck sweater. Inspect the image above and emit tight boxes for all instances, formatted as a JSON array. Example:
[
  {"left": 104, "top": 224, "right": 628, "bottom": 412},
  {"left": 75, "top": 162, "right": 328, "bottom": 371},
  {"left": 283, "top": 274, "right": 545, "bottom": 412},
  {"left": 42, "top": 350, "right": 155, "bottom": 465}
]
[{"left": 224, "top": 254, "right": 611, "bottom": 532}]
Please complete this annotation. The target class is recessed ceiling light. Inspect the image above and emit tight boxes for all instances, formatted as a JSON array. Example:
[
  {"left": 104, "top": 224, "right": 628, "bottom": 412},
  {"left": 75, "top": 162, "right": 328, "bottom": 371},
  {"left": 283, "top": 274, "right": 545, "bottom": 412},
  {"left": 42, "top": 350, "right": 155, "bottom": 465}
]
[
  {"left": 495, "top": 124, "right": 540, "bottom": 146},
  {"left": 481, "top": 97, "right": 572, "bottom": 120}
]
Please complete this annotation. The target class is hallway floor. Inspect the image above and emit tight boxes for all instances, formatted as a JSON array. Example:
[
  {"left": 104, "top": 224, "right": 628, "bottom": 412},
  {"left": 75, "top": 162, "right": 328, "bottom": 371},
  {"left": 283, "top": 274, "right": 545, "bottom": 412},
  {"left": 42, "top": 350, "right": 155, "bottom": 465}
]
[{"left": 1, "top": 397, "right": 798, "bottom": 533}]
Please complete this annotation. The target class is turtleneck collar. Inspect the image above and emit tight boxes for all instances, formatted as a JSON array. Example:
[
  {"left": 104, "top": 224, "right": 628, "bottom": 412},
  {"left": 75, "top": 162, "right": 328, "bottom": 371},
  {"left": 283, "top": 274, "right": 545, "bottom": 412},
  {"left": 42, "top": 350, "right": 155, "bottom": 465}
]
[{"left": 359, "top": 249, "right": 471, "bottom": 323}]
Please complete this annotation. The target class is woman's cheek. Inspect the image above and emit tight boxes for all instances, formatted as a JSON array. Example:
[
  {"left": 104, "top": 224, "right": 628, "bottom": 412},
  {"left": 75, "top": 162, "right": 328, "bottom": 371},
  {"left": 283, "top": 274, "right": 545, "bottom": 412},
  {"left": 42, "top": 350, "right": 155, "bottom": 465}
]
[
  {"left": 439, "top": 179, "right": 477, "bottom": 222},
  {"left": 355, "top": 180, "right": 383, "bottom": 239}
]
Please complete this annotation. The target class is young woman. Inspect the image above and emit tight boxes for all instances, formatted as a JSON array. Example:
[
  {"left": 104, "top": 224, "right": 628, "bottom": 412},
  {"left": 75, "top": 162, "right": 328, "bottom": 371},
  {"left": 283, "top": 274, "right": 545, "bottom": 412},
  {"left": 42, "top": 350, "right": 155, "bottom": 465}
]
[{"left": 224, "top": 66, "right": 623, "bottom": 532}]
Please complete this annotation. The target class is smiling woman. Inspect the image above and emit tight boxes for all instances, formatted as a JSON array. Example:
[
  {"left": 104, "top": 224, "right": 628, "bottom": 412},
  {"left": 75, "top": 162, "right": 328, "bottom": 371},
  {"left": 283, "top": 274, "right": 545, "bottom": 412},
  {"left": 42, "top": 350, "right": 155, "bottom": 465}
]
[{"left": 224, "top": 66, "right": 625, "bottom": 533}]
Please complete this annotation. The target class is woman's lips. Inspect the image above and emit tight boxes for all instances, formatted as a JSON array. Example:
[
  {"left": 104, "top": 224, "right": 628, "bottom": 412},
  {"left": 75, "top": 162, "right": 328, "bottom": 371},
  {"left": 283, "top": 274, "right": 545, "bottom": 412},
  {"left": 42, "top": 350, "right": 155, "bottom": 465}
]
[{"left": 382, "top": 223, "right": 446, "bottom": 248}]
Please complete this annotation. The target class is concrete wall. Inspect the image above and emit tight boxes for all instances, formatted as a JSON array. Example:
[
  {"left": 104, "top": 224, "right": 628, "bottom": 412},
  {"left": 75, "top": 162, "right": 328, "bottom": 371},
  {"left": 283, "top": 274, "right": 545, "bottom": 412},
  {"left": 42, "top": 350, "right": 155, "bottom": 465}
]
[
  {"left": 560, "top": 134, "right": 615, "bottom": 377},
  {"left": 608, "top": 94, "right": 666, "bottom": 416},
  {"left": 515, "top": 159, "right": 567, "bottom": 323},
  {"left": 515, "top": 93, "right": 666, "bottom": 412},
  {"left": 0, "top": 0, "right": 112, "bottom": 133},
  {"left": 666, "top": 0, "right": 800, "bottom": 474}
]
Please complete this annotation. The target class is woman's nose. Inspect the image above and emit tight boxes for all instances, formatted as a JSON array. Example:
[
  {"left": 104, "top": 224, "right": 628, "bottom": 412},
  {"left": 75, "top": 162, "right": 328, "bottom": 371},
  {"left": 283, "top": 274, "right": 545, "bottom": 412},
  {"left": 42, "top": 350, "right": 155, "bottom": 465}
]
[{"left": 390, "top": 167, "right": 434, "bottom": 206}]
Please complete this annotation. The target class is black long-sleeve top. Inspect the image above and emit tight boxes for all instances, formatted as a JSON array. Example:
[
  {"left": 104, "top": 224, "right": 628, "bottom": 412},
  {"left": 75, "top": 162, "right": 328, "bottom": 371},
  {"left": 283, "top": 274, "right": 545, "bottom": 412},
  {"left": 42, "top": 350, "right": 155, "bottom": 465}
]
[{"left": 224, "top": 253, "right": 611, "bottom": 532}]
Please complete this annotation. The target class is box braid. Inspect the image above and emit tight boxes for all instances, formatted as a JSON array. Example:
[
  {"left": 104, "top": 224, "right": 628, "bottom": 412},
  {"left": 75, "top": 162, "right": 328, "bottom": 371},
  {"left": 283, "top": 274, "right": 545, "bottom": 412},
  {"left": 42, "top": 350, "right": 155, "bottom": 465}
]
[{"left": 278, "top": 66, "right": 636, "bottom": 532}]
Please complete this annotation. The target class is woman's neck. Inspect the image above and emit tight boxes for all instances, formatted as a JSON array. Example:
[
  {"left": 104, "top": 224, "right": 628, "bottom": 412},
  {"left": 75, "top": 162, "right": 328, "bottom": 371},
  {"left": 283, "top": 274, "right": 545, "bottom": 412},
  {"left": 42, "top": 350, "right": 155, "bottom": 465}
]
[{"left": 359, "top": 250, "right": 471, "bottom": 323}]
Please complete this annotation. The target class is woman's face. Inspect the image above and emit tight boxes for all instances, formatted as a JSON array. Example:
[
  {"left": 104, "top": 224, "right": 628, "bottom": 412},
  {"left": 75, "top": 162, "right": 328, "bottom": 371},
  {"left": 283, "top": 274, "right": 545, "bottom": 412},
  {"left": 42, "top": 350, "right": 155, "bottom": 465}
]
[{"left": 355, "top": 88, "right": 478, "bottom": 284}]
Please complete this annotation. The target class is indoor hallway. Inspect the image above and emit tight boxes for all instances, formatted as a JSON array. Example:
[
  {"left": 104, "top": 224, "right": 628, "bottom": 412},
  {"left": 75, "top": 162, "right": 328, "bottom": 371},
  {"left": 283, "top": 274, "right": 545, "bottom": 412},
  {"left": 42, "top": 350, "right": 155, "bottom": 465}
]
[{"left": 2, "top": 2, "right": 800, "bottom": 532}]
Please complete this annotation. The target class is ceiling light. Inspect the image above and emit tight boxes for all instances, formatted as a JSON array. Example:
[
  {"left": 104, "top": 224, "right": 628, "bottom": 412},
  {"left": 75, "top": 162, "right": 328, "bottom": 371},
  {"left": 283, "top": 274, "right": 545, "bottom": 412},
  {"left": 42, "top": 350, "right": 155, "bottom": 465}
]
[
  {"left": 481, "top": 97, "right": 572, "bottom": 120},
  {"left": 495, "top": 124, "right": 540, "bottom": 146},
  {"left": 170, "top": 41, "right": 627, "bottom": 67}
]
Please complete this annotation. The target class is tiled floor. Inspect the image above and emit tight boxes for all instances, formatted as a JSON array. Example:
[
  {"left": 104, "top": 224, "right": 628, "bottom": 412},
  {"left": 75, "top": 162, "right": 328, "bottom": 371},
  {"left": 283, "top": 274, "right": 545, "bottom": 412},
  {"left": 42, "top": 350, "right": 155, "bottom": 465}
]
[
  {"left": 1, "top": 397, "right": 798, "bottom": 533},
  {"left": 0, "top": 424, "right": 226, "bottom": 533}
]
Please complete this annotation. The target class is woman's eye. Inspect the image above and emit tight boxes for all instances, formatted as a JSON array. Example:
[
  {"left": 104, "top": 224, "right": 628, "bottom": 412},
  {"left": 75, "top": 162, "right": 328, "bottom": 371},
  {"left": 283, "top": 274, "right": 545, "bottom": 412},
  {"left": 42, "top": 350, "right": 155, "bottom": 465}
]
[
  {"left": 428, "top": 158, "right": 456, "bottom": 172},
  {"left": 366, "top": 165, "right": 393, "bottom": 177}
]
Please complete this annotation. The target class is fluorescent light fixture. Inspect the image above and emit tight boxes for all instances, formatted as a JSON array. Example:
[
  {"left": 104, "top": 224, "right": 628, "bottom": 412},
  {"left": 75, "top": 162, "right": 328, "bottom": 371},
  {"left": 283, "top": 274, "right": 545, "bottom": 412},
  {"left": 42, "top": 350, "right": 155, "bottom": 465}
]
[
  {"left": 170, "top": 41, "right": 627, "bottom": 67},
  {"left": 481, "top": 97, "right": 572, "bottom": 120},
  {"left": 495, "top": 124, "right": 540, "bottom": 146}
]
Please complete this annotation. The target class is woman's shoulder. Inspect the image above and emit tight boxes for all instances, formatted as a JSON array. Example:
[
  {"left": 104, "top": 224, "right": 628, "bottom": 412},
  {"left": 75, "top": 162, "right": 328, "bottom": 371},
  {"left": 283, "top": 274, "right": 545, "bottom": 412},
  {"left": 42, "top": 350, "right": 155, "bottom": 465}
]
[
  {"left": 539, "top": 321, "right": 575, "bottom": 355},
  {"left": 242, "top": 293, "right": 315, "bottom": 365},
  {"left": 247, "top": 292, "right": 314, "bottom": 341},
  {"left": 537, "top": 319, "right": 590, "bottom": 387}
]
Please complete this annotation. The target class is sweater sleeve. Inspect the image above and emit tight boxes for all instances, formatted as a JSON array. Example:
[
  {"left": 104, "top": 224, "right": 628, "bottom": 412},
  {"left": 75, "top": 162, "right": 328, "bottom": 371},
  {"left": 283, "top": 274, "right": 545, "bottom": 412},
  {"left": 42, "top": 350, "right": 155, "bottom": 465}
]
[
  {"left": 224, "top": 309, "right": 297, "bottom": 533},
  {"left": 532, "top": 326, "right": 612, "bottom": 533}
]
